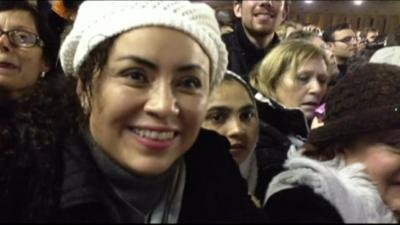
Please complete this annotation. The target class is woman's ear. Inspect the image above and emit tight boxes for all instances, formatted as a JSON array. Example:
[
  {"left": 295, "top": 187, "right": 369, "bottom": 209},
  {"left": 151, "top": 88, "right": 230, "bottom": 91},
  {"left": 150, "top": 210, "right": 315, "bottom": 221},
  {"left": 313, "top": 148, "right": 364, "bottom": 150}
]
[
  {"left": 76, "top": 79, "right": 90, "bottom": 114},
  {"left": 40, "top": 57, "right": 51, "bottom": 73},
  {"left": 233, "top": 1, "right": 242, "bottom": 18}
]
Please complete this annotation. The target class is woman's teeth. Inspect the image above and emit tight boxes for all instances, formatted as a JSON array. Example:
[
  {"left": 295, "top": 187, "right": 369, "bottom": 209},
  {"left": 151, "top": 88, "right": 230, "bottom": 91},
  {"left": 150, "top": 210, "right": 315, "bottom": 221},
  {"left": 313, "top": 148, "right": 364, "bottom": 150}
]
[{"left": 132, "top": 128, "right": 175, "bottom": 141}]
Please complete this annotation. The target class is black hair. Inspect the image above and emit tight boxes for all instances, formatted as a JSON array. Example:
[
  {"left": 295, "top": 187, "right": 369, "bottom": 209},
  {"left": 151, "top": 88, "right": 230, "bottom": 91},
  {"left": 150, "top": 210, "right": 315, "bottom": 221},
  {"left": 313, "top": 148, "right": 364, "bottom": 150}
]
[
  {"left": 322, "top": 23, "right": 352, "bottom": 43},
  {"left": 62, "top": 0, "right": 84, "bottom": 11},
  {"left": 77, "top": 35, "right": 118, "bottom": 123},
  {"left": 0, "top": 1, "right": 59, "bottom": 77},
  {"left": 346, "top": 48, "right": 377, "bottom": 75},
  {"left": 286, "top": 30, "right": 318, "bottom": 41},
  {"left": 222, "top": 70, "right": 257, "bottom": 110}
]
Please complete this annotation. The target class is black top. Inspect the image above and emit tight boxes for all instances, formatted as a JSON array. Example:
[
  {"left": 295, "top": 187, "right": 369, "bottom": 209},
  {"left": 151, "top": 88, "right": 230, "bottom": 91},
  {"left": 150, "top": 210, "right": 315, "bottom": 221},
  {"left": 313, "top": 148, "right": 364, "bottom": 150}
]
[
  {"left": 59, "top": 129, "right": 268, "bottom": 223},
  {"left": 264, "top": 186, "right": 344, "bottom": 223},
  {"left": 222, "top": 21, "right": 280, "bottom": 81},
  {"left": 254, "top": 97, "right": 309, "bottom": 201}
]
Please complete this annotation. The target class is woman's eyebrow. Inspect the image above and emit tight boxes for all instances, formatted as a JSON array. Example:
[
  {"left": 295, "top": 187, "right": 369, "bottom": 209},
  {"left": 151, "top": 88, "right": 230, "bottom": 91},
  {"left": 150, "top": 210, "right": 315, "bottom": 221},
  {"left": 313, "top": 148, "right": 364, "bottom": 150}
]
[
  {"left": 117, "top": 55, "right": 157, "bottom": 70},
  {"left": 177, "top": 64, "right": 208, "bottom": 76}
]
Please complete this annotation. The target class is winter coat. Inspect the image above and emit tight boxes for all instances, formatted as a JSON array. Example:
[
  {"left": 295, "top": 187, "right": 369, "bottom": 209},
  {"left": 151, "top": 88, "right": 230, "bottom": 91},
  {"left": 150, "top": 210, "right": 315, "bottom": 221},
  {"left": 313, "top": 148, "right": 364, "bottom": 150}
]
[
  {"left": 253, "top": 93, "right": 309, "bottom": 201},
  {"left": 0, "top": 76, "right": 79, "bottom": 222},
  {"left": 57, "top": 128, "right": 268, "bottom": 223},
  {"left": 222, "top": 22, "right": 280, "bottom": 81},
  {"left": 264, "top": 149, "right": 397, "bottom": 223}
]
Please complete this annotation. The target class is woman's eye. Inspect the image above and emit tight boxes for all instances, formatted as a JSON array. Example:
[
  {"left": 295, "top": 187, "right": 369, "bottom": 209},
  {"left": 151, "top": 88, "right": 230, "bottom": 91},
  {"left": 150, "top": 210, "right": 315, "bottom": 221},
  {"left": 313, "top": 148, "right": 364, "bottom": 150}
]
[
  {"left": 178, "top": 76, "right": 202, "bottom": 90},
  {"left": 318, "top": 75, "right": 329, "bottom": 85},
  {"left": 240, "top": 111, "right": 255, "bottom": 122},
  {"left": 296, "top": 74, "right": 310, "bottom": 83},
  {"left": 121, "top": 69, "right": 148, "bottom": 84},
  {"left": 206, "top": 113, "right": 226, "bottom": 124}
]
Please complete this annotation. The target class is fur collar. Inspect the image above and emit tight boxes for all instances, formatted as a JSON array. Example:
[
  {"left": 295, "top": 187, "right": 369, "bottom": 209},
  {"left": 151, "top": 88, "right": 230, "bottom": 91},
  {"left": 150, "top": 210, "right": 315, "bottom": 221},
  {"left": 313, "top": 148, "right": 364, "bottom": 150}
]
[
  {"left": 0, "top": 77, "right": 79, "bottom": 222},
  {"left": 265, "top": 148, "right": 397, "bottom": 223}
]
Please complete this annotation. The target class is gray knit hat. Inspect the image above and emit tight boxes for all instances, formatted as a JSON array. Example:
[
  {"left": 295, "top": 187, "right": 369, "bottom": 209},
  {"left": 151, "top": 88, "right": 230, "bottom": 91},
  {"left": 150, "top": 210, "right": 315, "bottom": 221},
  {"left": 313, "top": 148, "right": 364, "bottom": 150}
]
[{"left": 59, "top": 1, "right": 228, "bottom": 87}]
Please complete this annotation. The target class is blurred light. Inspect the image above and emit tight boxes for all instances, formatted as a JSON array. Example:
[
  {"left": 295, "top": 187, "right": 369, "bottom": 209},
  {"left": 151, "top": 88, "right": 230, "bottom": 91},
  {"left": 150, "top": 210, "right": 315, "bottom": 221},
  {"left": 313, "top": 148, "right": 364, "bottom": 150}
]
[
  {"left": 354, "top": 0, "right": 363, "bottom": 5},
  {"left": 305, "top": 0, "right": 313, "bottom": 3}
]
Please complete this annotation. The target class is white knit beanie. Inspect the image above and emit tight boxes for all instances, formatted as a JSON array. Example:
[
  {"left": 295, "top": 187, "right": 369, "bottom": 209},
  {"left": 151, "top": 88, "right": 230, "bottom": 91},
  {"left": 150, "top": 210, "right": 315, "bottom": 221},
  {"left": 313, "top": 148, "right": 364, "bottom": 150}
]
[
  {"left": 369, "top": 46, "right": 400, "bottom": 67},
  {"left": 59, "top": 1, "right": 228, "bottom": 87}
]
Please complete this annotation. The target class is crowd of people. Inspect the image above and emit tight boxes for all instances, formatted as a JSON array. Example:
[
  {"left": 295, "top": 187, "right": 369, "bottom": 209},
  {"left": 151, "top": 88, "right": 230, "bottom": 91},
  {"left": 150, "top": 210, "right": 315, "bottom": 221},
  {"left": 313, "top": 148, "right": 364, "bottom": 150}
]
[{"left": 0, "top": 0, "right": 400, "bottom": 223}]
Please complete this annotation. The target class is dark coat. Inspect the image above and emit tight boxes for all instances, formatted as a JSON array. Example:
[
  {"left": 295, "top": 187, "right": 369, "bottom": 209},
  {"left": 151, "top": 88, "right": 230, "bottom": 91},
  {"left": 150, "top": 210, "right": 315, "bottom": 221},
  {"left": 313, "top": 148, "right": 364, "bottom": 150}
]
[
  {"left": 222, "top": 22, "right": 280, "bottom": 81},
  {"left": 253, "top": 96, "right": 309, "bottom": 201},
  {"left": 0, "top": 76, "right": 79, "bottom": 222},
  {"left": 264, "top": 186, "right": 344, "bottom": 223},
  {"left": 58, "top": 129, "right": 268, "bottom": 223}
]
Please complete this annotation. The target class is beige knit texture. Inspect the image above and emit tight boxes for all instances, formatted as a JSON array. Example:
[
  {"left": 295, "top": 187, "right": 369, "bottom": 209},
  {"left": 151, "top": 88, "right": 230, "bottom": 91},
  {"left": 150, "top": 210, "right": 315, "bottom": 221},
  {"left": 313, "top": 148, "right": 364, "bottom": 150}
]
[{"left": 59, "top": 1, "right": 228, "bottom": 87}]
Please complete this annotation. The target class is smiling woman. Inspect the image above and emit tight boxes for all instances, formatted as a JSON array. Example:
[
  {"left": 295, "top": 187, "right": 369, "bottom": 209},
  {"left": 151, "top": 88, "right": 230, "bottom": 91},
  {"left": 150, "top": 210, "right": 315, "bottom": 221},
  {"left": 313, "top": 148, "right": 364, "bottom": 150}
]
[{"left": 56, "top": 1, "right": 267, "bottom": 223}]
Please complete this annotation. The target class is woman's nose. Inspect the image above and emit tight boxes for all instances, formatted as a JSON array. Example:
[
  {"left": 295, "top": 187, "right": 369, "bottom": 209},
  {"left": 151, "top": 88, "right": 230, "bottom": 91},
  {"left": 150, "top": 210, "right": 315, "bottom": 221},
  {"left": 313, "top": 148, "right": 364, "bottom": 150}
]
[{"left": 143, "top": 80, "right": 180, "bottom": 118}]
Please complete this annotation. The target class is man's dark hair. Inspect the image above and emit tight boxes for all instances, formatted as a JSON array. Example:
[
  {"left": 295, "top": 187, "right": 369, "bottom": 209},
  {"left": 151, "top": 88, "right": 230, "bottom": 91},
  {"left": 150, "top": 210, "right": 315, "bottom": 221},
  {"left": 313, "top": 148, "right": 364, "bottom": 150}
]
[
  {"left": 384, "top": 25, "right": 400, "bottom": 46},
  {"left": 346, "top": 48, "right": 377, "bottom": 75},
  {"left": 322, "top": 23, "right": 352, "bottom": 43}
]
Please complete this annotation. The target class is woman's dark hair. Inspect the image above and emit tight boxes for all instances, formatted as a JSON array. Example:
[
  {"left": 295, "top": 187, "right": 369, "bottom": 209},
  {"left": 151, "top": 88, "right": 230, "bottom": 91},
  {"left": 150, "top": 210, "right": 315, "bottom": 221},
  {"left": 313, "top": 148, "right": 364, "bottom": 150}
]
[
  {"left": 303, "top": 135, "right": 358, "bottom": 161},
  {"left": 346, "top": 48, "right": 377, "bottom": 75},
  {"left": 78, "top": 36, "right": 117, "bottom": 97},
  {"left": 304, "top": 128, "right": 399, "bottom": 161},
  {"left": 0, "top": 1, "right": 59, "bottom": 76},
  {"left": 223, "top": 71, "right": 257, "bottom": 108},
  {"left": 76, "top": 35, "right": 118, "bottom": 123},
  {"left": 62, "top": 0, "right": 84, "bottom": 11}
]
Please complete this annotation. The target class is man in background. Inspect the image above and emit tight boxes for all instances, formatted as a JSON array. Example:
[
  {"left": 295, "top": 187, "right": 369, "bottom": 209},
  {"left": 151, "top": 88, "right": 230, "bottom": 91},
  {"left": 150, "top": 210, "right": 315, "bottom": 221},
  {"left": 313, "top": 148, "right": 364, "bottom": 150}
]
[
  {"left": 323, "top": 23, "right": 357, "bottom": 80},
  {"left": 222, "top": 0, "right": 288, "bottom": 81}
]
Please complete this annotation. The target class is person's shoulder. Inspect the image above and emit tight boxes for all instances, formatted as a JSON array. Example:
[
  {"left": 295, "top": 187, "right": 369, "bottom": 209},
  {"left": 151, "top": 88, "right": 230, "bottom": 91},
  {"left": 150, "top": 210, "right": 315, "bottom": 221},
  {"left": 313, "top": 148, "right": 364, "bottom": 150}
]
[
  {"left": 188, "top": 128, "right": 230, "bottom": 156},
  {"left": 265, "top": 186, "right": 344, "bottom": 223},
  {"left": 183, "top": 128, "right": 233, "bottom": 173},
  {"left": 221, "top": 29, "right": 239, "bottom": 48},
  {"left": 258, "top": 121, "right": 291, "bottom": 150}
]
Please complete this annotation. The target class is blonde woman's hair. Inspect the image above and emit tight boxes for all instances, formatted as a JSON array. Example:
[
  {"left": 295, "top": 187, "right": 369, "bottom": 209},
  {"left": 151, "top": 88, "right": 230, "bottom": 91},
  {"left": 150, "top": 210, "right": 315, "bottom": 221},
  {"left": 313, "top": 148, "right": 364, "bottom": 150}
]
[{"left": 250, "top": 40, "right": 328, "bottom": 99}]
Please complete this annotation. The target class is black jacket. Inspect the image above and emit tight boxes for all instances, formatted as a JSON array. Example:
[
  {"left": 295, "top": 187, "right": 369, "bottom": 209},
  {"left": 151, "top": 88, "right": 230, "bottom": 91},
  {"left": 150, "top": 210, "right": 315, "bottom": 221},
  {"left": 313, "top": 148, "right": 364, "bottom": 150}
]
[
  {"left": 264, "top": 186, "right": 343, "bottom": 223},
  {"left": 253, "top": 96, "right": 309, "bottom": 201},
  {"left": 222, "top": 21, "right": 280, "bottom": 81},
  {"left": 0, "top": 77, "right": 79, "bottom": 222},
  {"left": 58, "top": 129, "right": 268, "bottom": 223}
]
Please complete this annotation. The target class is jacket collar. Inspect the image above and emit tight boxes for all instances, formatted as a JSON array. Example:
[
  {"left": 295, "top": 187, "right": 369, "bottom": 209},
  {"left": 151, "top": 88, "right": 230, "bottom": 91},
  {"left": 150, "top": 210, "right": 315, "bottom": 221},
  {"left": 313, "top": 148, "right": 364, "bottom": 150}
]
[
  {"left": 235, "top": 21, "right": 280, "bottom": 56},
  {"left": 266, "top": 149, "right": 397, "bottom": 223},
  {"left": 255, "top": 93, "right": 309, "bottom": 139}
]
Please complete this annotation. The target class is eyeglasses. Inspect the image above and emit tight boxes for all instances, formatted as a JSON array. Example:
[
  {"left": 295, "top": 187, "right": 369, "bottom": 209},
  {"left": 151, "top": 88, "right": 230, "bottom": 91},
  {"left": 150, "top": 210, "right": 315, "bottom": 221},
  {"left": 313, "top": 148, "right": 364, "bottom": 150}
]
[
  {"left": 334, "top": 36, "right": 357, "bottom": 44},
  {"left": 0, "top": 29, "right": 44, "bottom": 48}
]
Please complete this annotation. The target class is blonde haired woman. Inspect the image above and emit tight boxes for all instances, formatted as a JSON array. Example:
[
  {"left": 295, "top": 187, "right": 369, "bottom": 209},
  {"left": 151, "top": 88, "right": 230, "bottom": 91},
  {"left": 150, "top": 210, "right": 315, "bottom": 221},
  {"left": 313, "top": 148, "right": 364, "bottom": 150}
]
[{"left": 250, "top": 40, "right": 330, "bottom": 200}]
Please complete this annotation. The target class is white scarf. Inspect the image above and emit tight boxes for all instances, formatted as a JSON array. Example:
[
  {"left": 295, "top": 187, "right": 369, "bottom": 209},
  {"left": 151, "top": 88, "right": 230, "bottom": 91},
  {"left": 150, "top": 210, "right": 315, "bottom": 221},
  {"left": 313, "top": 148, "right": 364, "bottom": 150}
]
[
  {"left": 265, "top": 148, "right": 397, "bottom": 223},
  {"left": 239, "top": 151, "right": 258, "bottom": 195}
]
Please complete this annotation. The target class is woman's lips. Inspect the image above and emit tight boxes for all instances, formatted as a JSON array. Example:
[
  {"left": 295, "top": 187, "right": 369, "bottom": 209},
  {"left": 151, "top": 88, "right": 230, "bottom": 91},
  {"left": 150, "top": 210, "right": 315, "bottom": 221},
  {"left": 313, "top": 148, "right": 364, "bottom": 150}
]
[
  {"left": 230, "top": 143, "right": 246, "bottom": 155},
  {"left": 0, "top": 62, "right": 18, "bottom": 74},
  {"left": 128, "top": 126, "right": 178, "bottom": 152},
  {"left": 0, "top": 61, "right": 17, "bottom": 68}
]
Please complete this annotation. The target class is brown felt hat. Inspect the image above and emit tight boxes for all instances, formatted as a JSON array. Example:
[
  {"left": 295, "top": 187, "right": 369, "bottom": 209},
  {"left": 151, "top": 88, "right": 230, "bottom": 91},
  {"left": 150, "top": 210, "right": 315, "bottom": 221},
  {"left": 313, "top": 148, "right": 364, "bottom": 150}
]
[{"left": 308, "top": 63, "right": 400, "bottom": 144}]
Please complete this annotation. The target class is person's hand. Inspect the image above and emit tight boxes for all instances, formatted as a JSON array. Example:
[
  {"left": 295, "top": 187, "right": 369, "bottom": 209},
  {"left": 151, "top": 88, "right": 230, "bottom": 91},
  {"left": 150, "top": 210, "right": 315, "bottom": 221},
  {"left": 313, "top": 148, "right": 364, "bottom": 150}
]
[
  {"left": 303, "top": 24, "right": 321, "bottom": 34},
  {"left": 357, "top": 39, "right": 367, "bottom": 51}
]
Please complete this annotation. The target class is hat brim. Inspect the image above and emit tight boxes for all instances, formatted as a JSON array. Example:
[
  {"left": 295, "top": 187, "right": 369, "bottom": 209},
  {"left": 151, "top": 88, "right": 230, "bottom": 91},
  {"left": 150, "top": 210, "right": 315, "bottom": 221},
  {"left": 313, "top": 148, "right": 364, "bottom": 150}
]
[{"left": 308, "top": 105, "right": 400, "bottom": 144}]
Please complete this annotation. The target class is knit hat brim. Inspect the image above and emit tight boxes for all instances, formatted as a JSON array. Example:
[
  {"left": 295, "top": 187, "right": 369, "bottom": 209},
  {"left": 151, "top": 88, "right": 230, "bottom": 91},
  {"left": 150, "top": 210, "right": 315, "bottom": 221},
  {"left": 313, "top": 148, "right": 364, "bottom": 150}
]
[
  {"left": 59, "top": 1, "right": 228, "bottom": 87},
  {"left": 309, "top": 105, "right": 400, "bottom": 144}
]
